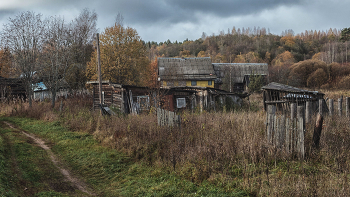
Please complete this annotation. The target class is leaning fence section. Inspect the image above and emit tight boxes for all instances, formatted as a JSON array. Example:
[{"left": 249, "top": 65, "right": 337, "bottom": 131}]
[
  {"left": 266, "top": 105, "right": 305, "bottom": 159},
  {"left": 157, "top": 108, "right": 181, "bottom": 127}
]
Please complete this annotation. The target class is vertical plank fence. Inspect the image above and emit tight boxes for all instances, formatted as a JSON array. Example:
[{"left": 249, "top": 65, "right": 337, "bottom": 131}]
[
  {"left": 267, "top": 105, "right": 305, "bottom": 159},
  {"left": 157, "top": 108, "right": 181, "bottom": 127}
]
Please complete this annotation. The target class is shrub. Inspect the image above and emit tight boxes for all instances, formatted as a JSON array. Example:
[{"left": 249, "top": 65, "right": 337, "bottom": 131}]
[
  {"left": 288, "top": 59, "right": 328, "bottom": 87},
  {"left": 307, "top": 68, "right": 328, "bottom": 88}
]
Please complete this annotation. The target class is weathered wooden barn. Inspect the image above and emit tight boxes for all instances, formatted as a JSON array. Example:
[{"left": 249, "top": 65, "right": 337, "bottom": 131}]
[
  {"left": 87, "top": 81, "right": 156, "bottom": 114},
  {"left": 261, "top": 82, "right": 327, "bottom": 113},
  {"left": 159, "top": 86, "right": 248, "bottom": 112},
  {"left": 88, "top": 80, "right": 248, "bottom": 114},
  {"left": 213, "top": 63, "right": 268, "bottom": 92}
]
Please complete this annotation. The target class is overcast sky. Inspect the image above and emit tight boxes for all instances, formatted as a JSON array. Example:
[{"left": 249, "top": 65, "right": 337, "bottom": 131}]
[{"left": 0, "top": 0, "right": 349, "bottom": 43}]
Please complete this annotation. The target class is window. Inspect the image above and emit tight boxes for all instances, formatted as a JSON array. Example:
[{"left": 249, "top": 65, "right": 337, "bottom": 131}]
[
  {"left": 191, "top": 81, "right": 197, "bottom": 86},
  {"left": 177, "top": 98, "right": 186, "bottom": 108},
  {"left": 208, "top": 81, "right": 212, "bottom": 86}
]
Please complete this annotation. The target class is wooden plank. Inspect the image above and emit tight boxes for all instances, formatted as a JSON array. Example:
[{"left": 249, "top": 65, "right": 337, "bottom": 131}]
[
  {"left": 298, "top": 117, "right": 304, "bottom": 160},
  {"left": 285, "top": 118, "right": 290, "bottom": 153}
]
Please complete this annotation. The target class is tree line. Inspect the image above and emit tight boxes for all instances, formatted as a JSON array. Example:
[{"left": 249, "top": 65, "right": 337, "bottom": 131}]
[
  {"left": 0, "top": 10, "right": 152, "bottom": 108},
  {"left": 145, "top": 26, "right": 350, "bottom": 89},
  {"left": 1, "top": 9, "right": 350, "bottom": 108}
]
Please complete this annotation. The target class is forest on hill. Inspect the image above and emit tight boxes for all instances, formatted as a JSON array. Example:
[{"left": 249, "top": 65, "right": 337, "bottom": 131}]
[
  {"left": 145, "top": 27, "right": 350, "bottom": 89},
  {"left": 1, "top": 9, "right": 350, "bottom": 93}
]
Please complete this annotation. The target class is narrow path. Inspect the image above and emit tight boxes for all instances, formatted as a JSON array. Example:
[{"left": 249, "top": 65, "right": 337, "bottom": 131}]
[{"left": 3, "top": 121, "right": 95, "bottom": 196}]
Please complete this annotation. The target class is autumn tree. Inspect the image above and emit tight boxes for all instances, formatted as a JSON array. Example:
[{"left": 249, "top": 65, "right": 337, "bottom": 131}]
[
  {"left": 0, "top": 48, "right": 11, "bottom": 78},
  {"left": 269, "top": 51, "right": 295, "bottom": 84},
  {"left": 306, "top": 68, "right": 328, "bottom": 88},
  {"left": 1, "top": 11, "right": 46, "bottom": 107},
  {"left": 145, "top": 57, "right": 159, "bottom": 88},
  {"left": 86, "top": 23, "right": 150, "bottom": 86},
  {"left": 288, "top": 59, "right": 328, "bottom": 87}
]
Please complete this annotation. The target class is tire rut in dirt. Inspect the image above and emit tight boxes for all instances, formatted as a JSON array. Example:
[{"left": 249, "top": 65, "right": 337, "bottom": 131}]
[{"left": 0, "top": 121, "right": 77, "bottom": 196}]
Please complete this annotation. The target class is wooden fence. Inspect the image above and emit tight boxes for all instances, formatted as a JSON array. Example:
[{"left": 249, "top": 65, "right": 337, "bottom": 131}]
[
  {"left": 267, "top": 105, "right": 305, "bottom": 159},
  {"left": 157, "top": 108, "right": 181, "bottom": 127},
  {"left": 266, "top": 96, "right": 350, "bottom": 160}
]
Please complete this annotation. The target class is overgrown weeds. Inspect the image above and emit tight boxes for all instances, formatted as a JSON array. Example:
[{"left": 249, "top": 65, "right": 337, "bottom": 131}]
[{"left": 2, "top": 93, "right": 350, "bottom": 196}]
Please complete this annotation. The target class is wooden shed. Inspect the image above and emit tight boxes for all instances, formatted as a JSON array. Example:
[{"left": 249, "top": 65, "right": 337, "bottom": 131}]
[
  {"left": 261, "top": 82, "right": 327, "bottom": 113},
  {"left": 213, "top": 63, "right": 268, "bottom": 92},
  {"left": 161, "top": 86, "right": 248, "bottom": 112},
  {"left": 87, "top": 81, "right": 156, "bottom": 114}
]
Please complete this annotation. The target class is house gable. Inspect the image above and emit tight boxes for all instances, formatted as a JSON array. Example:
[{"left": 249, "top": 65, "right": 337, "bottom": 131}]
[{"left": 158, "top": 57, "right": 217, "bottom": 88}]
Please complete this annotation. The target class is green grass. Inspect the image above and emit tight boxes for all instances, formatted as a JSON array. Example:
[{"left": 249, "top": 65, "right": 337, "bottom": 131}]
[
  {"left": 0, "top": 120, "right": 86, "bottom": 196},
  {"left": 1, "top": 117, "right": 249, "bottom": 196}
]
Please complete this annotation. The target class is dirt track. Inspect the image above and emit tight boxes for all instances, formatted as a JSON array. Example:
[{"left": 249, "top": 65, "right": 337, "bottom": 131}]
[{"left": 3, "top": 121, "right": 95, "bottom": 196}]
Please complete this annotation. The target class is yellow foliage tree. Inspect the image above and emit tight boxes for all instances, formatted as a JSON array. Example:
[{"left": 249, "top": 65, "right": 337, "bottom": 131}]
[
  {"left": 271, "top": 51, "right": 295, "bottom": 67},
  {"left": 86, "top": 24, "right": 150, "bottom": 86},
  {"left": 233, "top": 54, "right": 246, "bottom": 63},
  {"left": 280, "top": 36, "right": 296, "bottom": 48}
]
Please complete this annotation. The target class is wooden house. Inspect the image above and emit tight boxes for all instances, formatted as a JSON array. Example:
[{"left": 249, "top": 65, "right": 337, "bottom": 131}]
[
  {"left": 158, "top": 57, "right": 217, "bottom": 88},
  {"left": 261, "top": 82, "right": 327, "bottom": 113},
  {"left": 213, "top": 63, "right": 268, "bottom": 92}
]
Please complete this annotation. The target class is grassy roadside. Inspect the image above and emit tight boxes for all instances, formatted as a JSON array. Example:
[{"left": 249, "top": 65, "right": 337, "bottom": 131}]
[
  {"left": 1, "top": 117, "right": 249, "bottom": 196},
  {"left": 0, "top": 121, "right": 76, "bottom": 197}
]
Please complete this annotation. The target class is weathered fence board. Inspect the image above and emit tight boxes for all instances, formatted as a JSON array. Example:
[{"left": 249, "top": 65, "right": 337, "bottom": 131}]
[
  {"left": 157, "top": 108, "right": 181, "bottom": 127},
  {"left": 266, "top": 105, "right": 305, "bottom": 159}
]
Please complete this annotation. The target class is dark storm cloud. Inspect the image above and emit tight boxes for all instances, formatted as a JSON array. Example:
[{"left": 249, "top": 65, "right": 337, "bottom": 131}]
[
  {"left": 166, "top": 0, "right": 302, "bottom": 17},
  {"left": 94, "top": 0, "right": 303, "bottom": 26}
]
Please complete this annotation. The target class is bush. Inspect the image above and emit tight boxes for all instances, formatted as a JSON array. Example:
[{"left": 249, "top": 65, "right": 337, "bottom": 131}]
[
  {"left": 307, "top": 68, "right": 328, "bottom": 88},
  {"left": 288, "top": 59, "right": 328, "bottom": 87},
  {"left": 336, "top": 75, "right": 350, "bottom": 89}
]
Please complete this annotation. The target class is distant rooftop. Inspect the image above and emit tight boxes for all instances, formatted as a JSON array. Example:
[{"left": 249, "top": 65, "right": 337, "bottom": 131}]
[{"left": 158, "top": 57, "right": 217, "bottom": 81}]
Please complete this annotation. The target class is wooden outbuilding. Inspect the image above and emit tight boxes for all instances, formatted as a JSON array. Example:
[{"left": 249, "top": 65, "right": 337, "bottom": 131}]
[
  {"left": 0, "top": 76, "right": 26, "bottom": 100},
  {"left": 213, "top": 63, "right": 268, "bottom": 92},
  {"left": 87, "top": 81, "right": 156, "bottom": 114},
  {"left": 261, "top": 82, "right": 327, "bottom": 113},
  {"left": 161, "top": 86, "right": 248, "bottom": 112}
]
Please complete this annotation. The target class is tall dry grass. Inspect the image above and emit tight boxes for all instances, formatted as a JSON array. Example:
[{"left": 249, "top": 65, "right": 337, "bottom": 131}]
[{"left": 2, "top": 93, "right": 350, "bottom": 196}]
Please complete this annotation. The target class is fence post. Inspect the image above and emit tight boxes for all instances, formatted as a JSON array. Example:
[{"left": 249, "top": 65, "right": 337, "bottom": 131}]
[
  {"left": 329, "top": 99, "right": 334, "bottom": 116},
  {"left": 339, "top": 97, "right": 343, "bottom": 117},
  {"left": 168, "top": 111, "right": 174, "bottom": 127},
  {"left": 291, "top": 103, "right": 297, "bottom": 119},
  {"left": 285, "top": 118, "right": 290, "bottom": 153},
  {"left": 297, "top": 106, "right": 305, "bottom": 129},
  {"left": 346, "top": 97, "right": 350, "bottom": 117},
  {"left": 298, "top": 117, "right": 305, "bottom": 160},
  {"left": 319, "top": 99, "right": 323, "bottom": 116},
  {"left": 279, "top": 115, "right": 286, "bottom": 148},
  {"left": 305, "top": 101, "right": 311, "bottom": 123},
  {"left": 267, "top": 105, "right": 276, "bottom": 144}
]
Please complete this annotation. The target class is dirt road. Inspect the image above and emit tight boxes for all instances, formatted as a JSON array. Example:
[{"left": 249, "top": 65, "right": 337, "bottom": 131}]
[{"left": 1, "top": 121, "right": 95, "bottom": 196}]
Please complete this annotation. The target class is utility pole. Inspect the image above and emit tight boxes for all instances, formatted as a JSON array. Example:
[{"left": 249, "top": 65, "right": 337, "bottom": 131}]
[{"left": 96, "top": 33, "right": 103, "bottom": 107}]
